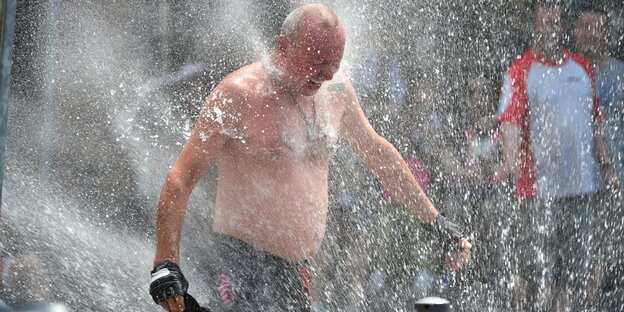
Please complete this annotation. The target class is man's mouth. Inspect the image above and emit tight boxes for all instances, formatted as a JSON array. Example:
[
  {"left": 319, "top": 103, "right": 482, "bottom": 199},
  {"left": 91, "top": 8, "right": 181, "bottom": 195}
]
[{"left": 308, "top": 79, "right": 323, "bottom": 88}]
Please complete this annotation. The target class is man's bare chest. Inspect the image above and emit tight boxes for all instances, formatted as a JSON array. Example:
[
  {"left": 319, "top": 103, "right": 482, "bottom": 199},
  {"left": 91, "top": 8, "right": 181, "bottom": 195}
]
[{"left": 230, "top": 94, "right": 343, "bottom": 162}]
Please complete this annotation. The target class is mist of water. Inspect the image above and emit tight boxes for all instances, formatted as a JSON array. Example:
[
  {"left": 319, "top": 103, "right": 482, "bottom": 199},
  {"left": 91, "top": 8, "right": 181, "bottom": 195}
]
[{"left": 3, "top": 1, "right": 624, "bottom": 311}]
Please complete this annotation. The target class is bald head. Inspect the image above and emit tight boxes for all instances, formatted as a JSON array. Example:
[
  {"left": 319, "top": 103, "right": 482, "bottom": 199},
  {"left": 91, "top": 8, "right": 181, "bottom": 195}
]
[
  {"left": 281, "top": 4, "right": 341, "bottom": 45},
  {"left": 272, "top": 4, "right": 345, "bottom": 96}
]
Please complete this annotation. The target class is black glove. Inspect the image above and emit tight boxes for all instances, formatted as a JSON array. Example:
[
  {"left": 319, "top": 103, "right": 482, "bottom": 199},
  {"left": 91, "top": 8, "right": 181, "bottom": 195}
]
[
  {"left": 421, "top": 214, "right": 465, "bottom": 256},
  {"left": 184, "top": 293, "right": 212, "bottom": 312},
  {"left": 150, "top": 260, "right": 189, "bottom": 304}
]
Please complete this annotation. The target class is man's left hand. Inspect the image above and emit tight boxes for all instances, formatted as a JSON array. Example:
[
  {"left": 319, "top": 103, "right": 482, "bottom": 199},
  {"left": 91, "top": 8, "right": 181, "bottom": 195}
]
[{"left": 444, "top": 238, "right": 472, "bottom": 270}]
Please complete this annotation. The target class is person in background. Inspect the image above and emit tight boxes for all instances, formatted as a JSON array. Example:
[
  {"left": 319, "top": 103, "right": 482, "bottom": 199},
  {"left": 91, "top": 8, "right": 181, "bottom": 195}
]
[
  {"left": 414, "top": 73, "right": 508, "bottom": 310},
  {"left": 574, "top": 6, "right": 624, "bottom": 309},
  {"left": 495, "top": 2, "right": 619, "bottom": 311},
  {"left": 445, "top": 75, "right": 504, "bottom": 297}
]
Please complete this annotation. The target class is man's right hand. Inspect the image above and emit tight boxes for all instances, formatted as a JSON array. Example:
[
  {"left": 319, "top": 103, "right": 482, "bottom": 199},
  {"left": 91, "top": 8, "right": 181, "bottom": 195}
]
[
  {"left": 444, "top": 238, "right": 472, "bottom": 270},
  {"left": 150, "top": 261, "right": 188, "bottom": 312}
]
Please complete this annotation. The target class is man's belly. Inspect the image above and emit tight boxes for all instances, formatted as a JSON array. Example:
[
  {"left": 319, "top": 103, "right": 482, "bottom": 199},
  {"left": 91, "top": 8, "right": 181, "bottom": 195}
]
[
  {"left": 211, "top": 163, "right": 330, "bottom": 261},
  {"left": 212, "top": 208, "right": 328, "bottom": 261}
]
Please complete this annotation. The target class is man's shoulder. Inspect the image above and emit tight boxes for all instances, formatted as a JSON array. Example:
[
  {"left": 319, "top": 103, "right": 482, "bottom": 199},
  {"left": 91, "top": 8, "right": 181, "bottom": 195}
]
[
  {"left": 566, "top": 51, "right": 593, "bottom": 73},
  {"left": 609, "top": 57, "right": 624, "bottom": 72},
  {"left": 219, "top": 62, "right": 265, "bottom": 97},
  {"left": 506, "top": 50, "right": 536, "bottom": 74},
  {"left": 320, "top": 72, "right": 360, "bottom": 109},
  {"left": 203, "top": 63, "right": 267, "bottom": 119}
]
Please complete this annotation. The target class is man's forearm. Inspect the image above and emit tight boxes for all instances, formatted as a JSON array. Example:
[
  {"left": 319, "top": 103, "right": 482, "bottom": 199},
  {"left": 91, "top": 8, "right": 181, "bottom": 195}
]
[
  {"left": 593, "top": 124, "right": 613, "bottom": 168},
  {"left": 154, "top": 178, "right": 192, "bottom": 265},
  {"left": 495, "top": 122, "right": 521, "bottom": 182},
  {"left": 361, "top": 139, "right": 438, "bottom": 223}
]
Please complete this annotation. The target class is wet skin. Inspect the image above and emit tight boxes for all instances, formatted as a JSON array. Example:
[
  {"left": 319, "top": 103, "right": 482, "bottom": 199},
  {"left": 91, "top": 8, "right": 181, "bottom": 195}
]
[
  {"left": 156, "top": 18, "right": 356, "bottom": 262},
  {"left": 211, "top": 61, "right": 346, "bottom": 260}
]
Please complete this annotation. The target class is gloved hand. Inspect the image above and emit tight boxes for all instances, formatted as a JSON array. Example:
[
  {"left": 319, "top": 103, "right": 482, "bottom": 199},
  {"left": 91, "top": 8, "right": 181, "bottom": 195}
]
[
  {"left": 149, "top": 260, "right": 189, "bottom": 304},
  {"left": 422, "top": 214, "right": 467, "bottom": 258}
]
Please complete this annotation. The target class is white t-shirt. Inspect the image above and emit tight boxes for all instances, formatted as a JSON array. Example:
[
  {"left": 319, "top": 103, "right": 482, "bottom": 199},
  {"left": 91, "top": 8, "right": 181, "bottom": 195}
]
[{"left": 497, "top": 50, "right": 603, "bottom": 199}]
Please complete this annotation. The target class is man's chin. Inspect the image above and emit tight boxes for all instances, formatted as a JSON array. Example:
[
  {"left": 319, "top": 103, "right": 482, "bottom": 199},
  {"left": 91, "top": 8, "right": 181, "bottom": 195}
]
[{"left": 300, "top": 83, "right": 323, "bottom": 96}]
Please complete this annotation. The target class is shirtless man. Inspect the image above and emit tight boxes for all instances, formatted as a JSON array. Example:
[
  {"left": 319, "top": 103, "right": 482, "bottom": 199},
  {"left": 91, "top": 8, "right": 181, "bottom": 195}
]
[{"left": 150, "top": 4, "right": 471, "bottom": 312}]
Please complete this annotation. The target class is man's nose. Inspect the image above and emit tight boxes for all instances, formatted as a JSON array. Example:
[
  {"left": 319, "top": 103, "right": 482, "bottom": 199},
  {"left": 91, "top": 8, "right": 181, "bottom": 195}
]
[{"left": 319, "top": 64, "right": 335, "bottom": 81}]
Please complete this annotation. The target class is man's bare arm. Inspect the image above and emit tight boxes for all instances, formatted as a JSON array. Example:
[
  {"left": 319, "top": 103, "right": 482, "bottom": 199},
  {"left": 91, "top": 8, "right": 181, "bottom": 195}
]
[
  {"left": 337, "top": 81, "right": 438, "bottom": 223},
  {"left": 154, "top": 82, "right": 241, "bottom": 265},
  {"left": 593, "top": 118, "right": 620, "bottom": 191},
  {"left": 336, "top": 81, "right": 470, "bottom": 269}
]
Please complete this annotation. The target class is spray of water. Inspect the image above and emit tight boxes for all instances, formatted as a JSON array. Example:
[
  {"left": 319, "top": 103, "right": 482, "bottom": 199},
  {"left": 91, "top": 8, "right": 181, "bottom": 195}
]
[{"left": 5, "top": 1, "right": 624, "bottom": 311}]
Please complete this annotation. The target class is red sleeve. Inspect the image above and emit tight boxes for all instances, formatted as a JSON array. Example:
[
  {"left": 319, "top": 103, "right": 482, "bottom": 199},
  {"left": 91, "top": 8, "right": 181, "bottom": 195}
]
[{"left": 497, "top": 53, "right": 533, "bottom": 126}]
